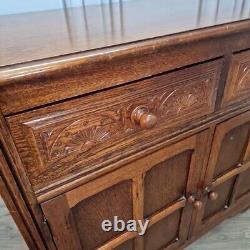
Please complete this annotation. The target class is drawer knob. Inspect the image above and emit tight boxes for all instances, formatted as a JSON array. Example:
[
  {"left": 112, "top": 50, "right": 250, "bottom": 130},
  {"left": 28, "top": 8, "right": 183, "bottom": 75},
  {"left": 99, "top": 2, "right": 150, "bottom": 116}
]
[
  {"left": 188, "top": 195, "right": 203, "bottom": 210},
  {"left": 131, "top": 106, "right": 157, "bottom": 129},
  {"left": 208, "top": 191, "right": 219, "bottom": 201}
]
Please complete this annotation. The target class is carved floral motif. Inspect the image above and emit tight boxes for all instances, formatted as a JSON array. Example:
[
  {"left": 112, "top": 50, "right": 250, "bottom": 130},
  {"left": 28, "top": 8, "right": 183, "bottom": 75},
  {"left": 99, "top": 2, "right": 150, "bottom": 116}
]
[{"left": 39, "top": 77, "right": 212, "bottom": 161}]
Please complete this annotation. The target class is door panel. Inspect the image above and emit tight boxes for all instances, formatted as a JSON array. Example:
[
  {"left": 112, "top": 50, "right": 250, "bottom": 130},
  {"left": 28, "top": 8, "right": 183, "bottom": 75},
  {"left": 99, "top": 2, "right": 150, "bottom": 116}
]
[
  {"left": 144, "top": 150, "right": 192, "bottom": 217},
  {"left": 203, "top": 177, "right": 236, "bottom": 221},
  {"left": 72, "top": 181, "right": 132, "bottom": 250},
  {"left": 42, "top": 131, "right": 211, "bottom": 250},
  {"left": 213, "top": 123, "right": 250, "bottom": 178},
  {"left": 114, "top": 239, "right": 134, "bottom": 250},
  {"left": 205, "top": 111, "right": 250, "bottom": 184},
  {"left": 234, "top": 168, "right": 250, "bottom": 201},
  {"left": 192, "top": 111, "right": 250, "bottom": 237},
  {"left": 144, "top": 209, "right": 182, "bottom": 250}
]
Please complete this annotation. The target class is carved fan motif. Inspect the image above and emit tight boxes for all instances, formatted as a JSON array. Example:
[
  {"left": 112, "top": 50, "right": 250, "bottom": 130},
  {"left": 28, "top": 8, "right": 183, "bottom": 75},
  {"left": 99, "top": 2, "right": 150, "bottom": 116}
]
[
  {"left": 238, "top": 65, "right": 250, "bottom": 90},
  {"left": 39, "top": 77, "right": 212, "bottom": 161},
  {"left": 40, "top": 111, "right": 128, "bottom": 160}
]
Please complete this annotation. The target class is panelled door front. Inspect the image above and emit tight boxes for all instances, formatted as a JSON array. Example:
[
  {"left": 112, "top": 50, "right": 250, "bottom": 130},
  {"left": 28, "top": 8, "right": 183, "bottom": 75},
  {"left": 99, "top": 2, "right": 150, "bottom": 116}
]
[
  {"left": 41, "top": 130, "right": 210, "bottom": 250},
  {"left": 192, "top": 111, "right": 250, "bottom": 236}
]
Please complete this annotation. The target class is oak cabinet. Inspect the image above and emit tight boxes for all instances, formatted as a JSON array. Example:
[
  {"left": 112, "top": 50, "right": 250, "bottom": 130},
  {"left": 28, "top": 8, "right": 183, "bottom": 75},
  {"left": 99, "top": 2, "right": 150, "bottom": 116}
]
[
  {"left": 192, "top": 111, "right": 250, "bottom": 236},
  {"left": 6, "top": 60, "right": 221, "bottom": 194},
  {"left": 41, "top": 131, "right": 210, "bottom": 250},
  {"left": 1, "top": 4, "right": 250, "bottom": 250}
]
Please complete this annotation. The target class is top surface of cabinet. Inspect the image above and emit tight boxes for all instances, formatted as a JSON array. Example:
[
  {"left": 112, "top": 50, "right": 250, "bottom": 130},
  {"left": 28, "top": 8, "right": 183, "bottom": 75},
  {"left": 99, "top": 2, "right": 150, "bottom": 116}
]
[{"left": 1, "top": 0, "right": 250, "bottom": 67}]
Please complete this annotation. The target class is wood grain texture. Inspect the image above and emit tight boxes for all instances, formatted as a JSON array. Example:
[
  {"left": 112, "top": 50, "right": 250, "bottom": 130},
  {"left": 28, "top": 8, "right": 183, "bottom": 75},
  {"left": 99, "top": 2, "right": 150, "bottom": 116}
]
[
  {"left": 1, "top": 23, "right": 250, "bottom": 115},
  {"left": 203, "top": 178, "right": 236, "bottom": 221},
  {"left": 0, "top": 113, "right": 56, "bottom": 249},
  {"left": 1, "top": 0, "right": 250, "bottom": 67},
  {"left": 144, "top": 209, "right": 182, "bottom": 250},
  {"left": 2, "top": 199, "right": 250, "bottom": 250},
  {"left": 222, "top": 50, "right": 250, "bottom": 107},
  {"left": 1, "top": 3, "right": 250, "bottom": 249},
  {"left": 40, "top": 131, "right": 209, "bottom": 250},
  {"left": 144, "top": 150, "right": 191, "bottom": 217},
  {"left": 191, "top": 111, "right": 250, "bottom": 239},
  {"left": 7, "top": 60, "right": 222, "bottom": 193},
  {"left": 213, "top": 122, "right": 250, "bottom": 178},
  {"left": 204, "top": 110, "right": 250, "bottom": 186}
]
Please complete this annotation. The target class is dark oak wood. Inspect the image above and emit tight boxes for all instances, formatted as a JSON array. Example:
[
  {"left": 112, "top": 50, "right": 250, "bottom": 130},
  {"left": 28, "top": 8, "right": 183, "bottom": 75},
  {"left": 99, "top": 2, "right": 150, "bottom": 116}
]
[
  {"left": 7, "top": 60, "right": 222, "bottom": 194},
  {"left": 0, "top": 21, "right": 250, "bottom": 115},
  {"left": 1, "top": 0, "right": 249, "bottom": 67},
  {"left": 222, "top": 49, "right": 250, "bottom": 107},
  {"left": 41, "top": 131, "right": 211, "bottom": 250},
  {"left": 0, "top": 113, "right": 56, "bottom": 249},
  {"left": 0, "top": 2, "right": 250, "bottom": 249},
  {"left": 191, "top": 111, "right": 250, "bottom": 237}
]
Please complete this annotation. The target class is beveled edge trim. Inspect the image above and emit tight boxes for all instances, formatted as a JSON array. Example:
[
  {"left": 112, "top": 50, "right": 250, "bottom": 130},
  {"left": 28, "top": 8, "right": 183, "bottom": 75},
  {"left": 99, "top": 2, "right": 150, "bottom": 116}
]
[
  {"left": 211, "top": 161, "right": 250, "bottom": 188},
  {"left": 147, "top": 197, "right": 186, "bottom": 228},
  {"left": 96, "top": 197, "right": 186, "bottom": 249},
  {"left": 1, "top": 20, "right": 250, "bottom": 83}
]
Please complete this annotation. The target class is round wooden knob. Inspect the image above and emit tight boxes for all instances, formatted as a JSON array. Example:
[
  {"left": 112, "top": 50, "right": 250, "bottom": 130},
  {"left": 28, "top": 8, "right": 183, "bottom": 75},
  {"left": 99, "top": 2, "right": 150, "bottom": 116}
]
[
  {"left": 131, "top": 107, "right": 157, "bottom": 129},
  {"left": 188, "top": 195, "right": 203, "bottom": 210},
  {"left": 193, "top": 201, "right": 203, "bottom": 210},
  {"left": 208, "top": 191, "right": 218, "bottom": 201}
]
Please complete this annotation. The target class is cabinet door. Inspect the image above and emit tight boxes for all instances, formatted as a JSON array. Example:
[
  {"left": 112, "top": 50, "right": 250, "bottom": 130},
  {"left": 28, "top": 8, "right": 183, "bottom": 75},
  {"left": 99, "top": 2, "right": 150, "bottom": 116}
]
[
  {"left": 41, "top": 131, "right": 210, "bottom": 250},
  {"left": 232, "top": 125, "right": 250, "bottom": 203},
  {"left": 192, "top": 111, "right": 250, "bottom": 236}
]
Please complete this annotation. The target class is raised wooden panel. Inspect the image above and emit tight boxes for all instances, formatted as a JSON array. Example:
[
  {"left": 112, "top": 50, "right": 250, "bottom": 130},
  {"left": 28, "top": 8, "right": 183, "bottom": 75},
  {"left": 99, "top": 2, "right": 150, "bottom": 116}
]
[
  {"left": 114, "top": 239, "right": 134, "bottom": 250},
  {"left": 222, "top": 50, "right": 250, "bottom": 107},
  {"left": 235, "top": 168, "right": 250, "bottom": 200},
  {"left": 144, "top": 150, "right": 192, "bottom": 217},
  {"left": 203, "top": 177, "right": 236, "bottom": 221},
  {"left": 144, "top": 209, "right": 182, "bottom": 250},
  {"left": 204, "top": 111, "right": 250, "bottom": 185},
  {"left": 191, "top": 112, "right": 250, "bottom": 238},
  {"left": 41, "top": 131, "right": 210, "bottom": 250},
  {"left": 213, "top": 122, "right": 250, "bottom": 178},
  {"left": 72, "top": 181, "right": 132, "bottom": 250},
  {"left": 7, "top": 60, "right": 222, "bottom": 193},
  {"left": 42, "top": 180, "right": 133, "bottom": 250}
]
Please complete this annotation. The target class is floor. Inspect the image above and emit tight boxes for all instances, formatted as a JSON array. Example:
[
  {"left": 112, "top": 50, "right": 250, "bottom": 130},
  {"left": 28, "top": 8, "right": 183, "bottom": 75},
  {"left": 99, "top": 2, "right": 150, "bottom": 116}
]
[
  {"left": 0, "top": 197, "right": 250, "bottom": 250},
  {"left": 0, "top": 197, "right": 28, "bottom": 250}
]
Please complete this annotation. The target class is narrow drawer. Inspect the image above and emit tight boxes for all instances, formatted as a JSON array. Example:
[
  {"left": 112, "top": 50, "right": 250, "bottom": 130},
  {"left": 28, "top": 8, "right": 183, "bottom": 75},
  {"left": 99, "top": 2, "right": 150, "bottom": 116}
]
[
  {"left": 7, "top": 60, "right": 222, "bottom": 193},
  {"left": 222, "top": 50, "right": 250, "bottom": 107}
]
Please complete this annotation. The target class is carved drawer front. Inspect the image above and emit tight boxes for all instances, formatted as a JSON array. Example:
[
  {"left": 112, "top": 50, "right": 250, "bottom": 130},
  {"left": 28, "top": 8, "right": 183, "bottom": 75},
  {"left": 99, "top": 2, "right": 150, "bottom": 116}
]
[
  {"left": 222, "top": 50, "right": 250, "bottom": 107},
  {"left": 41, "top": 131, "right": 210, "bottom": 250},
  {"left": 7, "top": 60, "right": 222, "bottom": 193}
]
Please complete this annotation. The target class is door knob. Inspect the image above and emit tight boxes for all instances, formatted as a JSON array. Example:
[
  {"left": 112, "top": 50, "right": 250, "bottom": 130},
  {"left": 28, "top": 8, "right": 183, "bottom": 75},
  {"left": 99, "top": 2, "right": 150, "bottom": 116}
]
[
  {"left": 131, "top": 106, "right": 157, "bottom": 129},
  {"left": 208, "top": 191, "right": 219, "bottom": 201},
  {"left": 188, "top": 195, "right": 203, "bottom": 210}
]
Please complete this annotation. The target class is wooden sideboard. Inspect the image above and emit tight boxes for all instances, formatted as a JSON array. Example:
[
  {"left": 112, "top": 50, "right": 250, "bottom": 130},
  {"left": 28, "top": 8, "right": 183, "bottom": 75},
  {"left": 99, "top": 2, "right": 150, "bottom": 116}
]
[{"left": 0, "top": 1, "right": 250, "bottom": 249}]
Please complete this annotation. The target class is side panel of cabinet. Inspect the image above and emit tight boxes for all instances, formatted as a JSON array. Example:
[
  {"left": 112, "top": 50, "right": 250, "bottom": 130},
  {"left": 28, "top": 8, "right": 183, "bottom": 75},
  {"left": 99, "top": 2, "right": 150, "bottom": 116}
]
[
  {"left": 191, "top": 111, "right": 250, "bottom": 236},
  {"left": 41, "top": 130, "right": 211, "bottom": 250}
]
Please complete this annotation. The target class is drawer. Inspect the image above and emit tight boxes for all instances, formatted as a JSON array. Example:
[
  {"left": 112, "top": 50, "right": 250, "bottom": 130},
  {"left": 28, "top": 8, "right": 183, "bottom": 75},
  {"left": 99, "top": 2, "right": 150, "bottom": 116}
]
[
  {"left": 7, "top": 60, "right": 222, "bottom": 194},
  {"left": 222, "top": 50, "right": 250, "bottom": 107}
]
